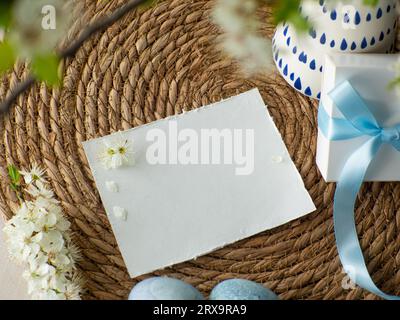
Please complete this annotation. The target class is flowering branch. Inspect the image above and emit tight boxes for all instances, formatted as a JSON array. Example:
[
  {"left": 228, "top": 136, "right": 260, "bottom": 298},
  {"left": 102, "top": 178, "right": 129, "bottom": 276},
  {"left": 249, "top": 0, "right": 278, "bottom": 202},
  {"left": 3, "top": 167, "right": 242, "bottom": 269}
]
[
  {"left": 3, "top": 164, "right": 82, "bottom": 300},
  {"left": 0, "top": 0, "right": 148, "bottom": 115}
]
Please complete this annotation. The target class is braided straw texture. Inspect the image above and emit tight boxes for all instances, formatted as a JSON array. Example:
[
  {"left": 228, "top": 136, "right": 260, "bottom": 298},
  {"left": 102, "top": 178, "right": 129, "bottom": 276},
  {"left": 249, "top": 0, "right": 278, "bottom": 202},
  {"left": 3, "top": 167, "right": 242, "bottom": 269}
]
[{"left": 1, "top": 0, "right": 400, "bottom": 300}]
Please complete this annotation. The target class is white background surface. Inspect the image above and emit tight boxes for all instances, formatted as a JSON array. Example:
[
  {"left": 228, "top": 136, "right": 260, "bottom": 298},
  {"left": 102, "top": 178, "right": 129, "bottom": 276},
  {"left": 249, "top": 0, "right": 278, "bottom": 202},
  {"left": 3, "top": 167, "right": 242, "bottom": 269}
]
[{"left": 0, "top": 218, "right": 29, "bottom": 300}]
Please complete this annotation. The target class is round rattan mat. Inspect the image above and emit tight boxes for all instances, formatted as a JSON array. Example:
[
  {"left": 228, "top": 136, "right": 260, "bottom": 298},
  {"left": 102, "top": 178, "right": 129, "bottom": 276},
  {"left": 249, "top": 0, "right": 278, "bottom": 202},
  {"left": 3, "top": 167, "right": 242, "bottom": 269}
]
[{"left": 1, "top": 0, "right": 400, "bottom": 300}]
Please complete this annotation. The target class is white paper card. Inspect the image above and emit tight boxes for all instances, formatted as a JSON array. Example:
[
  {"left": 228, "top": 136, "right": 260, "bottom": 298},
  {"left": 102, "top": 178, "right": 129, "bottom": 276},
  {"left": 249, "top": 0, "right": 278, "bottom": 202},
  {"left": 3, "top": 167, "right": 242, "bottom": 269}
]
[{"left": 83, "top": 89, "right": 315, "bottom": 277}]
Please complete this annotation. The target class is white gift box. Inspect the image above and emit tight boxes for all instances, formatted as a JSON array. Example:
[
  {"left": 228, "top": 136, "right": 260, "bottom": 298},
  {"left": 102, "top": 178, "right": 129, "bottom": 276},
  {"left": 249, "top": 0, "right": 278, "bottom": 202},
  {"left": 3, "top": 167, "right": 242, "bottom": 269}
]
[{"left": 317, "top": 53, "right": 400, "bottom": 182}]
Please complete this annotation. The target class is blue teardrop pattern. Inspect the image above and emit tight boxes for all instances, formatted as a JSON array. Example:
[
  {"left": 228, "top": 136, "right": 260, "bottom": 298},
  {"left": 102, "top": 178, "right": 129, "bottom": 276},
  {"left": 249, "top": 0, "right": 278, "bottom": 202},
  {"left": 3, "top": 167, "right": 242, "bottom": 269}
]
[
  {"left": 351, "top": 42, "right": 356, "bottom": 50},
  {"left": 320, "top": 66, "right": 323, "bottom": 72},
  {"left": 366, "top": 13, "right": 371, "bottom": 21},
  {"left": 294, "top": 78, "right": 302, "bottom": 90},
  {"left": 279, "top": 58, "right": 283, "bottom": 68},
  {"left": 322, "top": 5, "right": 327, "bottom": 13},
  {"left": 317, "top": 92, "right": 321, "bottom": 99},
  {"left": 310, "top": 60, "right": 316, "bottom": 70},
  {"left": 320, "top": 33, "right": 326, "bottom": 44},
  {"left": 370, "top": 37, "right": 375, "bottom": 46},
  {"left": 387, "top": 28, "right": 391, "bottom": 35},
  {"left": 292, "top": 46, "right": 297, "bottom": 54},
  {"left": 286, "top": 37, "right": 291, "bottom": 46},
  {"left": 377, "top": 8, "right": 382, "bottom": 19},
  {"left": 355, "top": 12, "right": 361, "bottom": 25},
  {"left": 340, "top": 39, "right": 348, "bottom": 50},
  {"left": 283, "top": 65, "right": 288, "bottom": 76},
  {"left": 304, "top": 87, "right": 312, "bottom": 96},
  {"left": 361, "top": 37, "right": 368, "bottom": 49},
  {"left": 290, "top": 73, "right": 295, "bottom": 81},
  {"left": 309, "top": 28, "right": 316, "bottom": 39},
  {"left": 330, "top": 40, "right": 335, "bottom": 48},
  {"left": 379, "top": 31, "right": 384, "bottom": 41},
  {"left": 387, "top": 5, "right": 391, "bottom": 12},
  {"left": 330, "top": 10, "right": 337, "bottom": 20},
  {"left": 283, "top": 25, "right": 289, "bottom": 36},
  {"left": 299, "top": 52, "right": 307, "bottom": 64}
]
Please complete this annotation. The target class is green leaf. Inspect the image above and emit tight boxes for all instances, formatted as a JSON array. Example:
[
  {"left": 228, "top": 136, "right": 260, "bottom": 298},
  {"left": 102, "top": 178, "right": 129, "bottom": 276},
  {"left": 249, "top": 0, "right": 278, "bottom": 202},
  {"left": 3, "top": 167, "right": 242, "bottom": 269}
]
[
  {"left": 363, "top": 0, "right": 379, "bottom": 6},
  {"left": 32, "top": 53, "right": 61, "bottom": 86},
  {"left": 0, "top": 2, "right": 13, "bottom": 28},
  {"left": 272, "top": 0, "right": 310, "bottom": 32},
  {"left": 7, "top": 164, "right": 20, "bottom": 185},
  {"left": 0, "top": 41, "right": 16, "bottom": 74}
]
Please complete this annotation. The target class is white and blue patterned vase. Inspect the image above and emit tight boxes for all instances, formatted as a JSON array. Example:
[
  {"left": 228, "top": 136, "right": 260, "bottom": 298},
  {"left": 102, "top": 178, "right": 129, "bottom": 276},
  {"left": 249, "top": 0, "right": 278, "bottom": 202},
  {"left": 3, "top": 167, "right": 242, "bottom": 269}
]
[{"left": 272, "top": 0, "right": 397, "bottom": 99}]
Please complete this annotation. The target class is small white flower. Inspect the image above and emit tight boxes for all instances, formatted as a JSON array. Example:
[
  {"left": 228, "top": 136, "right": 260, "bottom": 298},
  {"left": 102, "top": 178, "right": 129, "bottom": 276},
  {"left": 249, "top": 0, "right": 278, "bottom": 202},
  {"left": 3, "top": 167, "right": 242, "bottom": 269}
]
[
  {"left": 98, "top": 134, "right": 134, "bottom": 169},
  {"left": 4, "top": 163, "right": 81, "bottom": 300},
  {"left": 27, "top": 181, "right": 55, "bottom": 200},
  {"left": 113, "top": 206, "right": 128, "bottom": 221},
  {"left": 20, "top": 164, "right": 46, "bottom": 185},
  {"left": 105, "top": 181, "right": 119, "bottom": 193},
  {"left": 35, "top": 230, "right": 65, "bottom": 254}
]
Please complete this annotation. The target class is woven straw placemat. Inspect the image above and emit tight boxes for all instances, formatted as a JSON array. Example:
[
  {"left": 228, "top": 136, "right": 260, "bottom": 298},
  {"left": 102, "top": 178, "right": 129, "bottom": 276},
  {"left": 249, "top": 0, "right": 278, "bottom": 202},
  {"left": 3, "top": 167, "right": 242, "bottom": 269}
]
[{"left": 1, "top": 0, "right": 400, "bottom": 300}]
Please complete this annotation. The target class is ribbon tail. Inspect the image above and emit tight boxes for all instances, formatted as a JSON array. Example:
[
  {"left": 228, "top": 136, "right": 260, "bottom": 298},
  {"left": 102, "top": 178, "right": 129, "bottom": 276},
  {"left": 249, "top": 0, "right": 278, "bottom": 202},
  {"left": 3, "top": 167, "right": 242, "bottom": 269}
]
[{"left": 334, "top": 136, "right": 400, "bottom": 300}]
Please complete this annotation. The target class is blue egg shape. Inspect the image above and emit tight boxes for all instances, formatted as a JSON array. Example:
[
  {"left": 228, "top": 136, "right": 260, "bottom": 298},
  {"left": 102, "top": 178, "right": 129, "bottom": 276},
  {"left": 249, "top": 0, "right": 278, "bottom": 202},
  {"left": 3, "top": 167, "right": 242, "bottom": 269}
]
[
  {"left": 210, "top": 279, "right": 279, "bottom": 300},
  {"left": 387, "top": 28, "right": 391, "bottom": 34},
  {"left": 387, "top": 5, "right": 391, "bottom": 12},
  {"left": 304, "top": 87, "right": 312, "bottom": 96},
  {"left": 330, "top": 10, "right": 337, "bottom": 20},
  {"left": 292, "top": 46, "right": 297, "bottom": 54},
  {"left": 319, "top": 0, "right": 324, "bottom": 6},
  {"left": 351, "top": 42, "right": 356, "bottom": 50},
  {"left": 317, "top": 92, "right": 321, "bottom": 99},
  {"left": 279, "top": 58, "right": 283, "bottom": 68},
  {"left": 361, "top": 37, "right": 368, "bottom": 49},
  {"left": 379, "top": 31, "right": 384, "bottom": 41},
  {"left": 322, "top": 5, "right": 327, "bottom": 13},
  {"left": 366, "top": 13, "right": 371, "bottom": 21},
  {"left": 377, "top": 8, "right": 382, "bottom": 19},
  {"left": 319, "top": 66, "right": 323, "bottom": 72},
  {"left": 129, "top": 277, "right": 204, "bottom": 300},
  {"left": 290, "top": 73, "right": 295, "bottom": 81},
  {"left": 330, "top": 40, "right": 335, "bottom": 48},
  {"left": 286, "top": 37, "right": 291, "bottom": 46},
  {"left": 309, "top": 59, "right": 316, "bottom": 70}
]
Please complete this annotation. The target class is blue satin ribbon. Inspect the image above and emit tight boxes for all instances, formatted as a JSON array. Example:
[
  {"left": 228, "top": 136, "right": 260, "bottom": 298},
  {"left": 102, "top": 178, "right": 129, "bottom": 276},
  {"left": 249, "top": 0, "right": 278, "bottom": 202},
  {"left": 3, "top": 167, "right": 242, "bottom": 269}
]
[{"left": 318, "top": 81, "right": 400, "bottom": 300}]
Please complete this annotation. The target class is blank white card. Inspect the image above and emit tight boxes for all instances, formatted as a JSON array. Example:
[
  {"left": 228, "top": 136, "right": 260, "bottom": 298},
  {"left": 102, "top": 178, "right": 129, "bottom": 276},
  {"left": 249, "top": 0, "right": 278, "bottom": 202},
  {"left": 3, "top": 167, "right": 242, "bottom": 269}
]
[{"left": 83, "top": 89, "right": 315, "bottom": 277}]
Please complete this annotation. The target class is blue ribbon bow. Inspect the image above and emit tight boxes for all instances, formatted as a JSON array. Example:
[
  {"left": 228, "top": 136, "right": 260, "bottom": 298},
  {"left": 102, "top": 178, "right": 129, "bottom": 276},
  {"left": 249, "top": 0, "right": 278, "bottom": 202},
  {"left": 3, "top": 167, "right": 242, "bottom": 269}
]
[{"left": 318, "top": 81, "right": 400, "bottom": 300}]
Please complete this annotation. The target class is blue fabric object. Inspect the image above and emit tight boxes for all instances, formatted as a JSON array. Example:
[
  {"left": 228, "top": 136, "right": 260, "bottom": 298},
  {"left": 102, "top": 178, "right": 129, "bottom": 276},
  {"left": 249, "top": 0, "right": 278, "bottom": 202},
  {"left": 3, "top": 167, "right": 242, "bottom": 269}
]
[
  {"left": 129, "top": 277, "right": 204, "bottom": 300},
  {"left": 318, "top": 81, "right": 400, "bottom": 300},
  {"left": 210, "top": 279, "right": 278, "bottom": 300}
]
